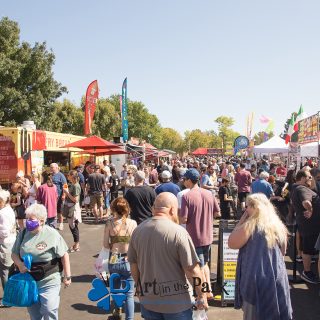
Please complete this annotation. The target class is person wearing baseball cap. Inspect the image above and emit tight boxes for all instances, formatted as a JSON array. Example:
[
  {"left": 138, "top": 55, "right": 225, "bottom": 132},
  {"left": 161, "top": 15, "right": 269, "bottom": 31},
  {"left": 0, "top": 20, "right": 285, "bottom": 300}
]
[
  {"left": 155, "top": 170, "right": 181, "bottom": 196},
  {"left": 180, "top": 168, "right": 220, "bottom": 299}
]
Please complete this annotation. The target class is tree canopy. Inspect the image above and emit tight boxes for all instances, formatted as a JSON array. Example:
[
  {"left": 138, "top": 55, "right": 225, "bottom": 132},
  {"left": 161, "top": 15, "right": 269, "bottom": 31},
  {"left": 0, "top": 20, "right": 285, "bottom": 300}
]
[{"left": 0, "top": 17, "right": 66, "bottom": 128}]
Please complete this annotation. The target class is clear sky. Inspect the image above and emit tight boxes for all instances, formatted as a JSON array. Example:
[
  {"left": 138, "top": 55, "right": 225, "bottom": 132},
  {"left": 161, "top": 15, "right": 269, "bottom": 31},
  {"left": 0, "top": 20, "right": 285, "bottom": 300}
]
[{"left": 2, "top": 1, "right": 320, "bottom": 138}]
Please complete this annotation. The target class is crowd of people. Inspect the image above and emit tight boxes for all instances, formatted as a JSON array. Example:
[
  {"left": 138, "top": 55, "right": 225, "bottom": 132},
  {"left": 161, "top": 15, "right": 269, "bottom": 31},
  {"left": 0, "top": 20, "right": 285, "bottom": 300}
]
[{"left": 0, "top": 154, "right": 319, "bottom": 319}]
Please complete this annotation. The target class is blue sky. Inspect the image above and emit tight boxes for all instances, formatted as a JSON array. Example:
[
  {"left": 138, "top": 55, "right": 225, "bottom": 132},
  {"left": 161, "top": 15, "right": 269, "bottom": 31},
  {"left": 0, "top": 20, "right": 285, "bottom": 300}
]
[{"left": 2, "top": 1, "right": 320, "bottom": 138}]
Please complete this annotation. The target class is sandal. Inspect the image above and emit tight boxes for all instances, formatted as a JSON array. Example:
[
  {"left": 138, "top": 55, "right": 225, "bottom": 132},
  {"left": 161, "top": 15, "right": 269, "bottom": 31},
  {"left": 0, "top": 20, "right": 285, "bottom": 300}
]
[{"left": 68, "top": 246, "right": 80, "bottom": 253}]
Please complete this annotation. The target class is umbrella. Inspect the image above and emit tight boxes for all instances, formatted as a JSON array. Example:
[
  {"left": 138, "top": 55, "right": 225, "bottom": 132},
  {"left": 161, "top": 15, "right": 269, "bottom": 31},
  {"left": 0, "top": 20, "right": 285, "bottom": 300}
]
[
  {"left": 61, "top": 135, "right": 119, "bottom": 149},
  {"left": 77, "top": 148, "right": 128, "bottom": 155}
]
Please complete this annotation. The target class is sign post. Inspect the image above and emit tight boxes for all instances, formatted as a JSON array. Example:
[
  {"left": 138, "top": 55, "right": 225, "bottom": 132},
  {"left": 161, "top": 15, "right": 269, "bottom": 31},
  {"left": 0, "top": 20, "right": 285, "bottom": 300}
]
[{"left": 218, "top": 220, "right": 239, "bottom": 307}]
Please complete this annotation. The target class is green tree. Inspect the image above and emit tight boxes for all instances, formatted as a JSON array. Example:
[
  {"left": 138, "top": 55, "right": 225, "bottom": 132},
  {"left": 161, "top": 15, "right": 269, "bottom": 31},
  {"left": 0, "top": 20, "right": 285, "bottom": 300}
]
[
  {"left": 214, "top": 116, "right": 240, "bottom": 152},
  {"left": 46, "top": 100, "right": 84, "bottom": 135},
  {"left": 160, "top": 128, "right": 184, "bottom": 153},
  {"left": 184, "top": 129, "right": 213, "bottom": 152},
  {"left": 0, "top": 17, "right": 67, "bottom": 128},
  {"left": 127, "top": 100, "right": 163, "bottom": 147},
  {"left": 254, "top": 131, "right": 275, "bottom": 145}
]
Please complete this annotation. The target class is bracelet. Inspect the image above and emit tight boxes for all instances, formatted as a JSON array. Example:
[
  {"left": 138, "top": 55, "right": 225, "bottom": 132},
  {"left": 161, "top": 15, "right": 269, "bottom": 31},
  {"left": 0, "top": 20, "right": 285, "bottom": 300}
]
[{"left": 64, "top": 276, "right": 72, "bottom": 281}]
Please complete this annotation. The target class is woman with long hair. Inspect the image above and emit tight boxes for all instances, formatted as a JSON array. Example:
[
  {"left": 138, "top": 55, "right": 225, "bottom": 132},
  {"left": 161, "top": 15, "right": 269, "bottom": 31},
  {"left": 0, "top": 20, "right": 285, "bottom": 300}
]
[
  {"left": 63, "top": 170, "right": 82, "bottom": 253},
  {"left": 25, "top": 172, "right": 41, "bottom": 208},
  {"left": 103, "top": 197, "right": 137, "bottom": 320},
  {"left": 229, "top": 193, "right": 292, "bottom": 320}
]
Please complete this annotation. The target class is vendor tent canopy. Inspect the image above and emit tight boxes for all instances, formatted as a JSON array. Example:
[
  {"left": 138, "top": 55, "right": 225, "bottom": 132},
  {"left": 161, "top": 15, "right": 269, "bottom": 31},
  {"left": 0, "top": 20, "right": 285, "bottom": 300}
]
[
  {"left": 252, "top": 136, "right": 289, "bottom": 154},
  {"left": 300, "top": 142, "right": 319, "bottom": 157},
  {"left": 192, "top": 148, "right": 208, "bottom": 155}
]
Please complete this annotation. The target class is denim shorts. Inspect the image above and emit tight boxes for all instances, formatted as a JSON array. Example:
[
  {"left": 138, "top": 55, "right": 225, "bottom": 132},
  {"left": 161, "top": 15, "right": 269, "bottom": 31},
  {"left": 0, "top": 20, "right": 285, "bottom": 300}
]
[
  {"left": 140, "top": 304, "right": 193, "bottom": 320},
  {"left": 195, "top": 245, "right": 210, "bottom": 268}
]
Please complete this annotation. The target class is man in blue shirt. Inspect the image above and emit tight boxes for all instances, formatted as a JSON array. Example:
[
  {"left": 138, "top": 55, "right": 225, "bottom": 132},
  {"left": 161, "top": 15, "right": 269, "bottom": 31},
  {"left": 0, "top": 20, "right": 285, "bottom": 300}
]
[
  {"left": 155, "top": 171, "right": 180, "bottom": 196},
  {"left": 50, "top": 163, "right": 67, "bottom": 230},
  {"left": 251, "top": 171, "right": 274, "bottom": 199}
]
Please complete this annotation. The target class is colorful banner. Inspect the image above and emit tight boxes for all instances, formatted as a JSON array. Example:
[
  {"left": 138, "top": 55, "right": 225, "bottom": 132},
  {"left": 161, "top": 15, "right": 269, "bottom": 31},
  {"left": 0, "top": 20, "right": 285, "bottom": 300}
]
[
  {"left": 122, "top": 78, "right": 128, "bottom": 142},
  {"left": 297, "top": 113, "right": 319, "bottom": 144},
  {"left": 84, "top": 80, "right": 99, "bottom": 135}
]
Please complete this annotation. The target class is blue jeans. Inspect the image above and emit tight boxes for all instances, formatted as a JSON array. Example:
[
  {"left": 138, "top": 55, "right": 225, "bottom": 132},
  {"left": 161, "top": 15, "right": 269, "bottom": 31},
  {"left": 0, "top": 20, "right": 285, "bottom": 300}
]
[
  {"left": 28, "top": 284, "right": 61, "bottom": 320},
  {"left": 108, "top": 260, "right": 134, "bottom": 320},
  {"left": 140, "top": 304, "right": 193, "bottom": 320},
  {"left": 105, "top": 191, "right": 110, "bottom": 209},
  {"left": 195, "top": 246, "right": 210, "bottom": 268},
  {"left": 46, "top": 217, "right": 57, "bottom": 229}
]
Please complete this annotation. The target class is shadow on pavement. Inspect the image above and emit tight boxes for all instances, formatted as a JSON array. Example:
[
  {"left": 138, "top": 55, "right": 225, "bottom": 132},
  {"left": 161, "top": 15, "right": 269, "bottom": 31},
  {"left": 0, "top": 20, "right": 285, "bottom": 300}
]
[
  {"left": 71, "top": 303, "right": 108, "bottom": 315},
  {"left": 72, "top": 274, "right": 96, "bottom": 283}
]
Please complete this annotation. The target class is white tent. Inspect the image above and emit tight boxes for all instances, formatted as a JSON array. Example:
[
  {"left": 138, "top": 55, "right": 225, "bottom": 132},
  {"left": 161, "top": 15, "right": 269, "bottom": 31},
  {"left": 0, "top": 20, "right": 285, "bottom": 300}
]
[
  {"left": 300, "top": 142, "right": 319, "bottom": 157},
  {"left": 253, "top": 136, "right": 289, "bottom": 154}
]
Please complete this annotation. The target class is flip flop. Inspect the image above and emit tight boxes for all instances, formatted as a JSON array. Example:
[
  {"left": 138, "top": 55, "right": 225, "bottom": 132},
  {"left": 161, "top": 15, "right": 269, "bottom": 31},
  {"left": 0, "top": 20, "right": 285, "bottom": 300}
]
[{"left": 69, "top": 247, "right": 80, "bottom": 253}]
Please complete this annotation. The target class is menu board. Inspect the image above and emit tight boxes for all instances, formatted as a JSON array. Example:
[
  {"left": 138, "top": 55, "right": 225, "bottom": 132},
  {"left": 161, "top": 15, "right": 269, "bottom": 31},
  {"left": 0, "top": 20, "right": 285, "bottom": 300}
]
[
  {"left": 219, "top": 221, "right": 239, "bottom": 306},
  {"left": 298, "top": 114, "right": 319, "bottom": 144},
  {"left": 0, "top": 136, "right": 17, "bottom": 184}
]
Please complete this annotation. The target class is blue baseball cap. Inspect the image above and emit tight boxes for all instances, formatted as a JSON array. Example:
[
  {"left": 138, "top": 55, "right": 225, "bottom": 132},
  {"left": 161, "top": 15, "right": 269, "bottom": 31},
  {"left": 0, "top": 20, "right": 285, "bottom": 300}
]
[{"left": 184, "top": 168, "right": 200, "bottom": 182}]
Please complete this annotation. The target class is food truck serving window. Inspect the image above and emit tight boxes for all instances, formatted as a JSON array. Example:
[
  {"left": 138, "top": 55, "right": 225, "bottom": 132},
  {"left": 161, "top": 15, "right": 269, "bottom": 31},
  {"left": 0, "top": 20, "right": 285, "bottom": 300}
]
[{"left": 43, "top": 151, "right": 70, "bottom": 173}]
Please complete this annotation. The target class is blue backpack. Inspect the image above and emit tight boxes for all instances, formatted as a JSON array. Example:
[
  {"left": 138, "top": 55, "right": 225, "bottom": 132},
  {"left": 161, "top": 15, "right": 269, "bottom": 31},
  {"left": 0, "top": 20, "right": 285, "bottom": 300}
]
[{"left": 3, "top": 254, "right": 39, "bottom": 307}]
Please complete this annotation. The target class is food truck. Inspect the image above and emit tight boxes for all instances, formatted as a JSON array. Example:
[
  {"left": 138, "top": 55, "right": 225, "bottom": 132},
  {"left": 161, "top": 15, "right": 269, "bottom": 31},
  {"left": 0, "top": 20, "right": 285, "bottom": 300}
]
[{"left": 0, "top": 124, "right": 91, "bottom": 187}]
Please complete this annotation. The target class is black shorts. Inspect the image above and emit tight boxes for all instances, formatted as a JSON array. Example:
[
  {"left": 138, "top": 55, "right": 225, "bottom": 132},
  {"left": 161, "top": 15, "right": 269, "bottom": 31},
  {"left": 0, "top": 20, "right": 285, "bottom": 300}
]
[
  {"left": 238, "top": 192, "right": 250, "bottom": 203},
  {"left": 57, "top": 196, "right": 63, "bottom": 214},
  {"left": 300, "top": 233, "right": 319, "bottom": 255},
  {"left": 15, "top": 206, "right": 26, "bottom": 219}
]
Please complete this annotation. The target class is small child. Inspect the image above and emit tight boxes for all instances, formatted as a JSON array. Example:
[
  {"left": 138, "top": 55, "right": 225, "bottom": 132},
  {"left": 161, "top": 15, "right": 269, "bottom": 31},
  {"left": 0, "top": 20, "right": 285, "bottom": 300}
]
[
  {"left": 218, "top": 178, "right": 233, "bottom": 220},
  {"left": 10, "top": 182, "right": 25, "bottom": 230}
]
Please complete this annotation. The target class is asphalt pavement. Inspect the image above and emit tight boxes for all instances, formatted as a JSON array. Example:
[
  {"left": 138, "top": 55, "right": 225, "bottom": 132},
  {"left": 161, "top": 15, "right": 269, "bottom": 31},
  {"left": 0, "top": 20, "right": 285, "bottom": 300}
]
[{"left": 1, "top": 213, "right": 319, "bottom": 320}]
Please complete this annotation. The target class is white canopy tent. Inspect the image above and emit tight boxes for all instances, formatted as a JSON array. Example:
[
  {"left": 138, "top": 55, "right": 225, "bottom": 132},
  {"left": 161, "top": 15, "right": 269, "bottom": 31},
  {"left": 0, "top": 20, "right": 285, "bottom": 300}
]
[
  {"left": 300, "top": 142, "right": 319, "bottom": 157},
  {"left": 253, "top": 136, "right": 289, "bottom": 154}
]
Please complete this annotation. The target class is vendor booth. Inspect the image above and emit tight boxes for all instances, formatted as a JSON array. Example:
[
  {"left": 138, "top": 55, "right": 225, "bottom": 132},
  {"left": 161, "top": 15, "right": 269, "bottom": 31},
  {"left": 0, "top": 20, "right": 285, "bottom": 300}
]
[{"left": 253, "top": 136, "right": 289, "bottom": 154}]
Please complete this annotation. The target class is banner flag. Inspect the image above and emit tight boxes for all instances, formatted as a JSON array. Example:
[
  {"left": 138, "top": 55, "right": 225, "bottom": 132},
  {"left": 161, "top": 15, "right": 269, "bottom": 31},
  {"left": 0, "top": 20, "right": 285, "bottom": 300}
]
[
  {"left": 119, "top": 96, "right": 123, "bottom": 120},
  {"left": 121, "top": 78, "right": 128, "bottom": 142},
  {"left": 84, "top": 80, "right": 99, "bottom": 135},
  {"left": 294, "top": 105, "right": 304, "bottom": 132}
]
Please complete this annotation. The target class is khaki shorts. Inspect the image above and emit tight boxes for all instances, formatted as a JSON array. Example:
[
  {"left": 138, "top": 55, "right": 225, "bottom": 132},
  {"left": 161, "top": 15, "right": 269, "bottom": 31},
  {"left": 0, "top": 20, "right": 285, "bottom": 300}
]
[{"left": 90, "top": 193, "right": 104, "bottom": 208}]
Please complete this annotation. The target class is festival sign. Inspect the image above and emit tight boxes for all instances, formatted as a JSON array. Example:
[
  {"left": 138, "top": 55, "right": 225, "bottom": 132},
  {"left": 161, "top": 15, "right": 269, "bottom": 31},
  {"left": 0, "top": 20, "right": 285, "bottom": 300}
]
[
  {"left": 298, "top": 113, "right": 320, "bottom": 144},
  {"left": 219, "top": 220, "right": 239, "bottom": 306},
  {"left": 233, "top": 135, "right": 249, "bottom": 154}
]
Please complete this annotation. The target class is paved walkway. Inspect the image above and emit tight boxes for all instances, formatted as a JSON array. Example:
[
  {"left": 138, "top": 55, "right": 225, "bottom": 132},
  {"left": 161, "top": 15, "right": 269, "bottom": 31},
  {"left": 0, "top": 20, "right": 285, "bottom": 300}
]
[{"left": 1, "top": 214, "right": 319, "bottom": 320}]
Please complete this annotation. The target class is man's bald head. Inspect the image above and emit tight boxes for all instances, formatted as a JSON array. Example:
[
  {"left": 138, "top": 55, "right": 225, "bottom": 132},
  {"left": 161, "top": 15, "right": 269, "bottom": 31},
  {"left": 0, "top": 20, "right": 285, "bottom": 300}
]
[{"left": 153, "top": 192, "right": 179, "bottom": 223}]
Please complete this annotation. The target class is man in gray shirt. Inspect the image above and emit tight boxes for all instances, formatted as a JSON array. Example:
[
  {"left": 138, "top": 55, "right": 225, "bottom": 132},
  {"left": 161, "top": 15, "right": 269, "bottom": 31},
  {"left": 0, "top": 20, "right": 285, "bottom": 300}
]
[{"left": 128, "top": 192, "right": 208, "bottom": 319}]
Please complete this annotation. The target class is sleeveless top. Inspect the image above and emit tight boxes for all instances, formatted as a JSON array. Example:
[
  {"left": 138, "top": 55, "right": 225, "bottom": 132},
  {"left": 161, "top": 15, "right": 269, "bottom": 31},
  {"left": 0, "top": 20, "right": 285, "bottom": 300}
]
[
  {"left": 235, "top": 230, "right": 292, "bottom": 320},
  {"left": 109, "top": 219, "right": 131, "bottom": 246}
]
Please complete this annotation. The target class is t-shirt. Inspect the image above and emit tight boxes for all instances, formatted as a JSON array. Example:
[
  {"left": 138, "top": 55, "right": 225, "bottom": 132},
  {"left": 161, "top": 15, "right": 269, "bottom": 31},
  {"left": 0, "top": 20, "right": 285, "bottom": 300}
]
[
  {"left": 12, "top": 225, "right": 68, "bottom": 288},
  {"left": 218, "top": 186, "right": 231, "bottom": 210},
  {"left": 251, "top": 179, "right": 274, "bottom": 199},
  {"left": 291, "top": 184, "right": 320, "bottom": 235},
  {"left": 65, "top": 183, "right": 81, "bottom": 206},
  {"left": 125, "top": 186, "right": 156, "bottom": 225},
  {"left": 109, "top": 174, "right": 120, "bottom": 193},
  {"left": 155, "top": 182, "right": 181, "bottom": 196},
  {"left": 36, "top": 184, "right": 58, "bottom": 218},
  {"left": 52, "top": 172, "right": 67, "bottom": 197},
  {"left": 235, "top": 170, "right": 252, "bottom": 193},
  {"left": 87, "top": 173, "right": 105, "bottom": 194},
  {"left": 127, "top": 217, "right": 199, "bottom": 313},
  {"left": 180, "top": 187, "right": 220, "bottom": 247}
]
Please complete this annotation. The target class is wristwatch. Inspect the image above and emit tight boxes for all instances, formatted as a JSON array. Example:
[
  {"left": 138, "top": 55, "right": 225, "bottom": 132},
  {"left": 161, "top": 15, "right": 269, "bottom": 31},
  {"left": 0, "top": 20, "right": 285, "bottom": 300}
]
[{"left": 64, "top": 276, "right": 72, "bottom": 281}]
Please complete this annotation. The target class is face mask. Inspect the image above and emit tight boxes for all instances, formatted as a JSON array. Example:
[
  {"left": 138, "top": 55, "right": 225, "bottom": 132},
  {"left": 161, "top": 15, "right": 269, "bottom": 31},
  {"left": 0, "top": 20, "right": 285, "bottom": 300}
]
[{"left": 26, "top": 219, "right": 40, "bottom": 231}]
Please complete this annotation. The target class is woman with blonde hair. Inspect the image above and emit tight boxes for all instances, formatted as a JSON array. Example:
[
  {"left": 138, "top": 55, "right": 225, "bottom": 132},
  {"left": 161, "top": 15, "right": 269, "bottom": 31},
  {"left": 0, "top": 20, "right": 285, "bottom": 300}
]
[
  {"left": 103, "top": 197, "right": 137, "bottom": 320},
  {"left": 229, "top": 193, "right": 292, "bottom": 320}
]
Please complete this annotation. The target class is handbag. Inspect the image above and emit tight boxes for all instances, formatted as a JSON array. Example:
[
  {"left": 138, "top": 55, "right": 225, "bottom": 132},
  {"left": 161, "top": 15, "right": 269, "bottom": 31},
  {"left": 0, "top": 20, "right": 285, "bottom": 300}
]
[
  {"left": 62, "top": 202, "right": 76, "bottom": 219},
  {"left": 3, "top": 254, "right": 39, "bottom": 307}
]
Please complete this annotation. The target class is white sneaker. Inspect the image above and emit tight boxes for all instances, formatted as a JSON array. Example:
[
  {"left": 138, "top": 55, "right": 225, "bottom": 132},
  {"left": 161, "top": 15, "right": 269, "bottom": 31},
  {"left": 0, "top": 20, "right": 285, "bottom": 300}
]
[{"left": 58, "top": 223, "right": 64, "bottom": 231}]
